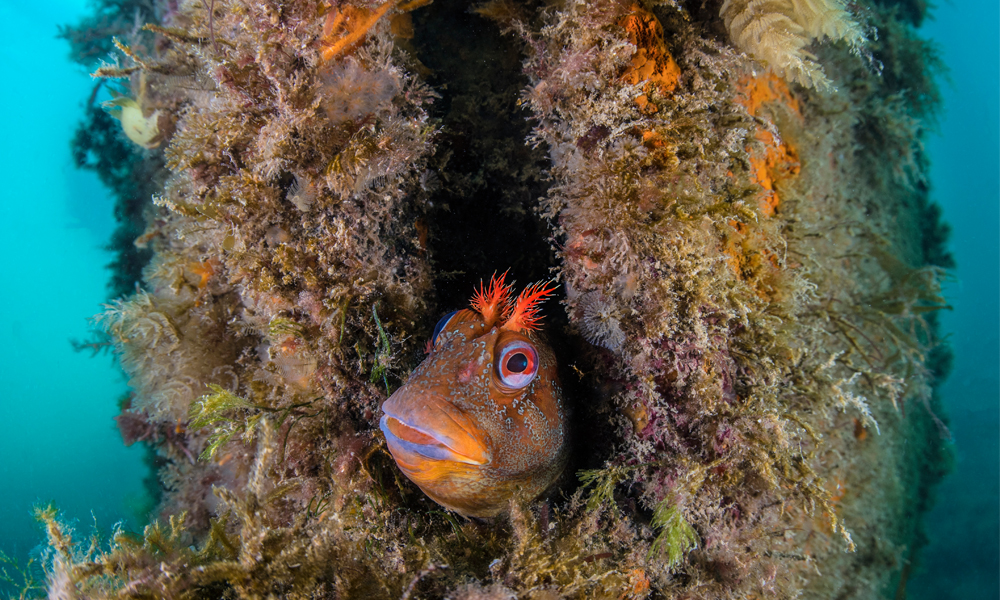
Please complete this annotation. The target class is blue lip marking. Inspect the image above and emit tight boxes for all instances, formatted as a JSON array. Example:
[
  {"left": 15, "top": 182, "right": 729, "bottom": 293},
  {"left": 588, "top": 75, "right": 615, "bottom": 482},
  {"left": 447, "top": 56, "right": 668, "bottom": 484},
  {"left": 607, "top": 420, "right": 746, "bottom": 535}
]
[{"left": 379, "top": 415, "right": 461, "bottom": 462}]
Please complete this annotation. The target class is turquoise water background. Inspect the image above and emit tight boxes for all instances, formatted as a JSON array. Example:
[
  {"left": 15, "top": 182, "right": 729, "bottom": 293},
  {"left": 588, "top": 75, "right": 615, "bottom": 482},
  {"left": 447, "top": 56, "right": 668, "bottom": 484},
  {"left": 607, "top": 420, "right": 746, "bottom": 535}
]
[
  {"left": 0, "top": 0, "right": 995, "bottom": 596},
  {"left": 910, "top": 2, "right": 999, "bottom": 596},
  {"left": 0, "top": 0, "right": 149, "bottom": 586}
]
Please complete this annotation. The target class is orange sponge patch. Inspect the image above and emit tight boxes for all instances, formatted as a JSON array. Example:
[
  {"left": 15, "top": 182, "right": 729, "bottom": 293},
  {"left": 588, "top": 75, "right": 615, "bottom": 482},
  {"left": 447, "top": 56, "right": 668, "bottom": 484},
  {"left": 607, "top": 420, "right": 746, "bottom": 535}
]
[
  {"left": 748, "top": 129, "right": 801, "bottom": 217},
  {"left": 735, "top": 73, "right": 801, "bottom": 118},
  {"left": 736, "top": 74, "right": 802, "bottom": 217},
  {"left": 619, "top": 5, "right": 681, "bottom": 113}
]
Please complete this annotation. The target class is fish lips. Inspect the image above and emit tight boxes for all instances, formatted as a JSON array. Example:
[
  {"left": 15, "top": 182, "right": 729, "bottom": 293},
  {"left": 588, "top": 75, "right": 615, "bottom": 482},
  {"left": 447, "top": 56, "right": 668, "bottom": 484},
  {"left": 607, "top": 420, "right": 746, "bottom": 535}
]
[{"left": 380, "top": 393, "right": 489, "bottom": 467}]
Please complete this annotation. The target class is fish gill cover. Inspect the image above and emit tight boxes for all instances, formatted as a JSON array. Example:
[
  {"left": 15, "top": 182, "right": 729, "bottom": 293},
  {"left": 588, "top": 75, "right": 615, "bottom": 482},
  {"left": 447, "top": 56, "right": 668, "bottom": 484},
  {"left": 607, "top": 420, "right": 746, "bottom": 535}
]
[{"left": 32, "top": 0, "right": 953, "bottom": 597}]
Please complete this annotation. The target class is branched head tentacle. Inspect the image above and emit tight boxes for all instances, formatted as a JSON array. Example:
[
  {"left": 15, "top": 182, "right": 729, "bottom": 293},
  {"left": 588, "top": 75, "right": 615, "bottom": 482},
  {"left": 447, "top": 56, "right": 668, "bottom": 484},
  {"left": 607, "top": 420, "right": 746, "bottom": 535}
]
[
  {"left": 470, "top": 270, "right": 514, "bottom": 327},
  {"left": 501, "top": 280, "right": 558, "bottom": 332}
]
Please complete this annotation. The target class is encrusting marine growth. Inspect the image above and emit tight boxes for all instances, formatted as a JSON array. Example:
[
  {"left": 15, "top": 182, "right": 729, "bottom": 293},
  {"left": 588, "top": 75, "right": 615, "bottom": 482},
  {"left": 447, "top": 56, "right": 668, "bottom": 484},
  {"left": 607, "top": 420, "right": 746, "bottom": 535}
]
[{"left": 35, "top": 0, "right": 954, "bottom": 597}]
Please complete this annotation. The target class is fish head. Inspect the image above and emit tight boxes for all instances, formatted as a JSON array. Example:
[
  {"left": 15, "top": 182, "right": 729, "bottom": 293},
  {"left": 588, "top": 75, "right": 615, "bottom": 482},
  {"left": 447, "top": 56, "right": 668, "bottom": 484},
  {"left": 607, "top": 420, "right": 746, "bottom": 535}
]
[{"left": 380, "top": 275, "right": 567, "bottom": 516}]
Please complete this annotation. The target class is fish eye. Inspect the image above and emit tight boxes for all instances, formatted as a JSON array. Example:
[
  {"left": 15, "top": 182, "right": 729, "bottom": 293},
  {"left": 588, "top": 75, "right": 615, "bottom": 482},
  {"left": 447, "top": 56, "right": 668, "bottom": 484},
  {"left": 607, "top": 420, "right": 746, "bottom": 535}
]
[
  {"left": 497, "top": 341, "right": 539, "bottom": 389},
  {"left": 431, "top": 310, "right": 458, "bottom": 347}
]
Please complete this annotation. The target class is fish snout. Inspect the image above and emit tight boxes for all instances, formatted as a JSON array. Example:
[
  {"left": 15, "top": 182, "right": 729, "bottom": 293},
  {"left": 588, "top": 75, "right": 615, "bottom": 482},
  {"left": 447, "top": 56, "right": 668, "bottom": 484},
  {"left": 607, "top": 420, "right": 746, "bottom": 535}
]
[{"left": 380, "top": 392, "right": 489, "bottom": 467}]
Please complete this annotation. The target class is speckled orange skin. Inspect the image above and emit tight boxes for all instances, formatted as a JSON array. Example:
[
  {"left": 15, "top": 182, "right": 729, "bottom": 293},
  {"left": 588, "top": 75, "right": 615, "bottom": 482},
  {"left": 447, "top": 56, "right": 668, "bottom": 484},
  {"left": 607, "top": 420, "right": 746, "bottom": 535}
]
[{"left": 380, "top": 309, "right": 567, "bottom": 517}]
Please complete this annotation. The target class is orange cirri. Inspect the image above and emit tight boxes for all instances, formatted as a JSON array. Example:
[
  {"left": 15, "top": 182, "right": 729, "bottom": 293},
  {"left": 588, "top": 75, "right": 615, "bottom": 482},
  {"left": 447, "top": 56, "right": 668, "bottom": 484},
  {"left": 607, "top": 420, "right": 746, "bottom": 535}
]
[{"left": 380, "top": 272, "right": 568, "bottom": 517}]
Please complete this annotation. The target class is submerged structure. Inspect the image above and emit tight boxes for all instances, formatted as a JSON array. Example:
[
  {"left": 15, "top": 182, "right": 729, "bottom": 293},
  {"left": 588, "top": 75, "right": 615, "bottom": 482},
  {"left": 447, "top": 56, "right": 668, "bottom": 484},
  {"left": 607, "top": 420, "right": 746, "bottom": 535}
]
[{"left": 47, "top": 0, "right": 952, "bottom": 597}]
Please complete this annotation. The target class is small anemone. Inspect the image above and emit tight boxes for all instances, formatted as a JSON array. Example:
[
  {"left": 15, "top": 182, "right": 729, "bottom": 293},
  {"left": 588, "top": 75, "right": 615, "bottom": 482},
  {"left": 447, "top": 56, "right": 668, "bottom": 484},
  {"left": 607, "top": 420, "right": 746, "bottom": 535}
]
[
  {"left": 104, "top": 95, "right": 161, "bottom": 149},
  {"left": 320, "top": 57, "right": 401, "bottom": 124},
  {"left": 287, "top": 175, "right": 316, "bottom": 211},
  {"left": 578, "top": 291, "right": 625, "bottom": 351}
]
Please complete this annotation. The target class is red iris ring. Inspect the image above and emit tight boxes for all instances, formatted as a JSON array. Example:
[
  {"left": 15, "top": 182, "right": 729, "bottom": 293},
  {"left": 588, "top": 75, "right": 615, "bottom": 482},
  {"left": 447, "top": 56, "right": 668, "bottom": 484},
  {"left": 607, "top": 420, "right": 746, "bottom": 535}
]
[{"left": 497, "top": 341, "right": 538, "bottom": 389}]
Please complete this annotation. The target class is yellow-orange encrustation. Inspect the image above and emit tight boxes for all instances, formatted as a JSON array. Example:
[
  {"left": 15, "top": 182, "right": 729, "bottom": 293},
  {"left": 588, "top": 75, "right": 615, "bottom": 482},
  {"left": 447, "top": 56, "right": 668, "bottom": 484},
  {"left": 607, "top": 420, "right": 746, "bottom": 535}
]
[{"left": 380, "top": 273, "right": 567, "bottom": 517}]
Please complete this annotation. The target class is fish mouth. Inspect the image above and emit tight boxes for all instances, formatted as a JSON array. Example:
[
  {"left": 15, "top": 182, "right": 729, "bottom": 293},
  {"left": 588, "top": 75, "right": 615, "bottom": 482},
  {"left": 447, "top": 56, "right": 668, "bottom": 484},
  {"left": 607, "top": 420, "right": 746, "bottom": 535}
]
[{"left": 380, "top": 399, "right": 489, "bottom": 466}]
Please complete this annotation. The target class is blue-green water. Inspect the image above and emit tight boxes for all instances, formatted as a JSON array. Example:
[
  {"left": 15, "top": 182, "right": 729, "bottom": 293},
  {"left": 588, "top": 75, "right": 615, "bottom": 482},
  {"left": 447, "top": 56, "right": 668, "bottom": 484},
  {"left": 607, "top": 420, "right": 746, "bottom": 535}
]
[
  {"left": 0, "top": 0, "right": 995, "bottom": 597},
  {"left": 0, "top": 0, "right": 148, "bottom": 584},
  {"left": 909, "top": 1, "right": 1000, "bottom": 595}
]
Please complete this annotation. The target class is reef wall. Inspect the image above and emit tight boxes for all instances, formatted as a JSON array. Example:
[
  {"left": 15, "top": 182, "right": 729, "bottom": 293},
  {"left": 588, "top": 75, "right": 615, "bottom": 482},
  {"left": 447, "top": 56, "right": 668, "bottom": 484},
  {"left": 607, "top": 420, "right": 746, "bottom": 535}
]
[{"left": 42, "top": 0, "right": 952, "bottom": 597}]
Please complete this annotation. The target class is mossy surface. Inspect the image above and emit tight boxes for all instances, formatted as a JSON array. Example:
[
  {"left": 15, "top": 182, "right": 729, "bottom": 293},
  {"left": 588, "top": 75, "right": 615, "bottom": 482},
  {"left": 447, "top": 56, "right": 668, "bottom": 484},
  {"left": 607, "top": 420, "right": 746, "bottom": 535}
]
[{"left": 41, "top": 0, "right": 953, "bottom": 598}]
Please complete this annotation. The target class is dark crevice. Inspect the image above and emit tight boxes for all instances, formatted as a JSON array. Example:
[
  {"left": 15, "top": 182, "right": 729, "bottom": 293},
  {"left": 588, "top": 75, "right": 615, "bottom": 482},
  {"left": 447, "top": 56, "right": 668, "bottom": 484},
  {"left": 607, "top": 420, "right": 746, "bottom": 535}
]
[
  {"left": 410, "top": 0, "right": 555, "bottom": 314},
  {"left": 408, "top": 0, "right": 616, "bottom": 485}
]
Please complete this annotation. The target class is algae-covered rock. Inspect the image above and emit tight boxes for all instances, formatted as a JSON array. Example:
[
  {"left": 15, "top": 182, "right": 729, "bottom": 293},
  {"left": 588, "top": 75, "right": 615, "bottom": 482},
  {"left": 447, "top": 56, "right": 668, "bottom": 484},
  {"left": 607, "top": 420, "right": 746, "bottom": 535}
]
[{"left": 45, "top": 0, "right": 951, "bottom": 597}]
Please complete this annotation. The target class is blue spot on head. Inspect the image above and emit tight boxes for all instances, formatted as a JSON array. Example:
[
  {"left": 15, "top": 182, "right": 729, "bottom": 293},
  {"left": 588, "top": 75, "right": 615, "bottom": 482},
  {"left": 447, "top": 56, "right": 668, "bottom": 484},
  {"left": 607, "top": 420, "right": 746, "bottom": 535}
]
[{"left": 432, "top": 310, "right": 458, "bottom": 348}]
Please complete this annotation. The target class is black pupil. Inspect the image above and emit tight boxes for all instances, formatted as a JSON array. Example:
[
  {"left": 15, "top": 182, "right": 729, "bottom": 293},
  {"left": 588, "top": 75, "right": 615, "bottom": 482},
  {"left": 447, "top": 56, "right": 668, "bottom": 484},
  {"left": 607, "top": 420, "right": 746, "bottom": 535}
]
[{"left": 506, "top": 352, "right": 529, "bottom": 373}]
